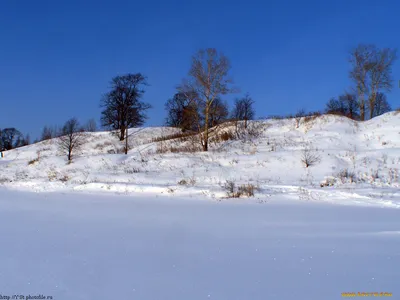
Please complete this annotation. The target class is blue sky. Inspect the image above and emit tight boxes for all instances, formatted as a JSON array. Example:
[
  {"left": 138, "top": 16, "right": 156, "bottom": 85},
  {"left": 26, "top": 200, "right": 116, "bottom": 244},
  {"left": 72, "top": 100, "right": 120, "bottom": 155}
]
[{"left": 0, "top": 0, "right": 399, "bottom": 139}]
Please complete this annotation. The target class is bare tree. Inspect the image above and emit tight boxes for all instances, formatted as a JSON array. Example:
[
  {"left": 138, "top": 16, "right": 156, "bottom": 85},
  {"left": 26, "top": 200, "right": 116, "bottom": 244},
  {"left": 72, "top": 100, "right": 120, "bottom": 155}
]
[
  {"left": 84, "top": 119, "right": 97, "bottom": 132},
  {"left": 326, "top": 93, "right": 359, "bottom": 120},
  {"left": 57, "top": 118, "right": 86, "bottom": 162},
  {"left": 165, "top": 92, "right": 199, "bottom": 132},
  {"left": 326, "top": 98, "right": 345, "bottom": 116},
  {"left": 41, "top": 125, "right": 60, "bottom": 141},
  {"left": 100, "top": 73, "right": 151, "bottom": 154},
  {"left": 231, "top": 93, "right": 255, "bottom": 129},
  {"left": 339, "top": 93, "right": 359, "bottom": 120},
  {"left": 349, "top": 45, "right": 374, "bottom": 121},
  {"left": 178, "top": 48, "right": 235, "bottom": 151},
  {"left": 372, "top": 92, "right": 391, "bottom": 117},
  {"left": 368, "top": 48, "right": 396, "bottom": 119},
  {"left": 301, "top": 145, "right": 321, "bottom": 168},
  {"left": 349, "top": 44, "right": 396, "bottom": 120}
]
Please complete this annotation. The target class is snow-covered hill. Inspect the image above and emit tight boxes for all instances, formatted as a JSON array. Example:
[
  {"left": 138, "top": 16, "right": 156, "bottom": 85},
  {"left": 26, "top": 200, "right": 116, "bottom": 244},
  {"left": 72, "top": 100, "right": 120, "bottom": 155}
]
[{"left": 1, "top": 112, "right": 400, "bottom": 207}]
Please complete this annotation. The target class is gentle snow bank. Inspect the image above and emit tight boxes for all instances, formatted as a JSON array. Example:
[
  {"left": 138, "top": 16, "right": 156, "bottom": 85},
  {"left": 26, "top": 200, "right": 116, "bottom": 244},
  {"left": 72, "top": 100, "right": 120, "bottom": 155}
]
[
  {"left": 0, "top": 189, "right": 399, "bottom": 300},
  {"left": 0, "top": 113, "right": 399, "bottom": 206}
]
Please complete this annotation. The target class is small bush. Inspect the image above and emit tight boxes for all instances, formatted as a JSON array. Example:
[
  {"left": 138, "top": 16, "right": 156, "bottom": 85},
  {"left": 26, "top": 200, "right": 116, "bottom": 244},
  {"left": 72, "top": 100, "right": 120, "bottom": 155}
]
[
  {"left": 303, "top": 111, "right": 322, "bottom": 123},
  {"left": 151, "top": 131, "right": 198, "bottom": 143},
  {"left": 220, "top": 131, "right": 236, "bottom": 141},
  {"left": 59, "top": 175, "right": 69, "bottom": 182},
  {"left": 238, "top": 184, "right": 256, "bottom": 197},
  {"left": 336, "top": 169, "right": 356, "bottom": 183},
  {"left": 124, "top": 167, "right": 141, "bottom": 174},
  {"left": 28, "top": 158, "right": 39, "bottom": 165},
  {"left": 178, "top": 176, "right": 196, "bottom": 186},
  {"left": 224, "top": 180, "right": 256, "bottom": 198},
  {"left": 301, "top": 146, "right": 321, "bottom": 168}
]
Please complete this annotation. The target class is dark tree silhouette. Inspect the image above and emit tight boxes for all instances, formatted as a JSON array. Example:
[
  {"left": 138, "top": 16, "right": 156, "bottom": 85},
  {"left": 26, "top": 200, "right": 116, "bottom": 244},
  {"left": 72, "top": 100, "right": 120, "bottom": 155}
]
[
  {"left": 165, "top": 92, "right": 199, "bottom": 132},
  {"left": 57, "top": 118, "right": 86, "bottom": 162},
  {"left": 326, "top": 93, "right": 359, "bottom": 120},
  {"left": 207, "top": 98, "right": 229, "bottom": 128},
  {"left": 100, "top": 73, "right": 151, "bottom": 154},
  {"left": 372, "top": 92, "right": 391, "bottom": 117},
  {"left": 0, "top": 128, "right": 22, "bottom": 150},
  {"left": 231, "top": 94, "right": 255, "bottom": 129}
]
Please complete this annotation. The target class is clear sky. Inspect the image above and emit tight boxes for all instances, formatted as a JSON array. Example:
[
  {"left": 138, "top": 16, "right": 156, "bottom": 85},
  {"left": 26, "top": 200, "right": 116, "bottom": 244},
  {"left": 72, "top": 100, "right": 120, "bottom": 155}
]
[{"left": 1, "top": 0, "right": 399, "bottom": 139}]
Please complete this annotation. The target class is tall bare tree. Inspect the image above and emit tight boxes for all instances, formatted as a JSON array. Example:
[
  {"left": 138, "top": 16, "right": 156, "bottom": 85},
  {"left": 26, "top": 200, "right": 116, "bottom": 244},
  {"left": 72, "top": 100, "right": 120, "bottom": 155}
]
[
  {"left": 57, "top": 118, "right": 86, "bottom": 162},
  {"left": 84, "top": 118, "right": 97, "bottom": 132},
  {"left": 231, "top": 94, "right": 255, "bottom": 129},
  {"left": 178, "top": 48, "right": 235, "bottom": 151},
  {"left": 349, "top": 44, "right": 396, "bottom": 120},
  {"left": 349, "top": 45, "right": 374, "bottom": 121},
  {"left": 100, "top": 73, "right": 151, "bottom": 154},
  {"left": 368, "top": 48, "right": 396, "bottom": 119}
]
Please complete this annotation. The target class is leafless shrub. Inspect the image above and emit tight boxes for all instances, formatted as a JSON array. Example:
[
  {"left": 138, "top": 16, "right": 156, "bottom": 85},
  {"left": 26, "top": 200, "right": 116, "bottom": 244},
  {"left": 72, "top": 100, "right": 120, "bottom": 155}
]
[
  {"left": 238, "top": 184, "right": 256, "bottom": 197},
  {"left": 169, "top": 145, "right": 200, "bottom": 153},
  {"left": 151, "top": 131, "right": 198, "bottom": 143},
  {"left": 224, "top": 180, "right": 237, "bottom": 197},
  {"left": 224, "top": 180, "right": 256, "bottom": 198},
  {"left": 303, "top": 111, "right": 322, "bottom": 123},
  {"left": 124, "top": 167, "right": 141, "bottom": 174},
  {"left": 178, "top": 176, "right": 196, "bottom": 186},
  {"left": 28, "top": 158, "right": 39, "bottom": 165},
  {"left": 232, "top": 121, "right": 265, "bottom": 142},
  {"left": 28, "top": 150, "right": 41, "bottom": 165},
  {"left": 301, "top": 146, "right": 321, "bottom": 168},
  {"left": 59, "top": 174, "right": 69, "bottom": 182},
  {"left": 371, "top": 169, "right": 380, "bottom": 180},
  {"left": 211, "top": 130, "right": 236, "bottom": 144},
  {"left": 336, "top": 169, "right": 356, "bottom": 183}
]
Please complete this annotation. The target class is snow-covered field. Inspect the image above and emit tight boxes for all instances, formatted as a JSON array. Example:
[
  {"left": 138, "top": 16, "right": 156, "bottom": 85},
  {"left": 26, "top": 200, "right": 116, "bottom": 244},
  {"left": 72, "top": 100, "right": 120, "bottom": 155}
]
[
  {"left": 0, "top": 189, "right": 399, "bottom": 300},
  {"left": 1, "top": 113, "right": 400, "bottom": 299},
  {"left": 0, "top": 112, "right": 399, "bottom": 207}
]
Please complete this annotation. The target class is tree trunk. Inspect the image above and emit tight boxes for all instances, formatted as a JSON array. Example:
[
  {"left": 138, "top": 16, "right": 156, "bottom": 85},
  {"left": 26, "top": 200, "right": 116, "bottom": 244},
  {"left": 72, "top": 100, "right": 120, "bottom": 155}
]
[
  {"left": 203, "top": 104, "right": 210, "bottom": 152},
  {"left": 244, "top": 118, "right": 248, "bottom": 129},
  {"left": 359, "top": 95, "right": 365, "bottom": 121},
  {"left": 120, "top": 126, "right": 125, "bottom": 141},
  {"left": 125, "top": 128, "right": 128, "bottom": 155},
  {"left": 369, "top": 92, "right": 376, "bottom": 119}
]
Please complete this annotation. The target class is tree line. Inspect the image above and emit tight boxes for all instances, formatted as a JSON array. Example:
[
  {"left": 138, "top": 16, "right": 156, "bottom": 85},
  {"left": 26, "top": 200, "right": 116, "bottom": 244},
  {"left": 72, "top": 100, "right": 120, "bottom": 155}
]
[{"left": 0, "top": 44, "right": 397, "bottom": 160}]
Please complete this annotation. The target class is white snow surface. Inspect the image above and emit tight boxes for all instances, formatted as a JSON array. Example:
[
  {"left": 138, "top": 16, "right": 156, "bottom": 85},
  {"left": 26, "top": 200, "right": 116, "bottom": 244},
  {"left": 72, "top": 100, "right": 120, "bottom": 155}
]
[
  {"left": 0, "top": 189, "right": 399, "bottom": 299},
  {"left": 1, "top": 114, "right": 400, "bottom": 299},
  {"left": 0, "top": 113, "right": 400, "bottom": 206}
]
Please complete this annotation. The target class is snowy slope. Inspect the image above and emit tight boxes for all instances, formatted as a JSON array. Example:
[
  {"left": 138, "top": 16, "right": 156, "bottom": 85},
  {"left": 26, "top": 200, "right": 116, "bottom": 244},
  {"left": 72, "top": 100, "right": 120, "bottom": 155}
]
[{"left": 0, "top": 112, "right": 399, "bottom": 207}]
